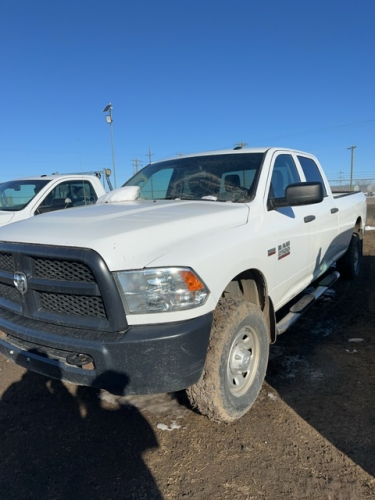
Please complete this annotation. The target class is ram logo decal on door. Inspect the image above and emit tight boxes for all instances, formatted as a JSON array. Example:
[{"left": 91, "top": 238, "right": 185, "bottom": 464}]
[{"left": 278, "top": 241, "right": 290, "bottom": 260}]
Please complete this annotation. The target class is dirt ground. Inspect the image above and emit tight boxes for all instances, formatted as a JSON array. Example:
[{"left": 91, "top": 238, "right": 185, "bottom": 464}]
[{"left": 1, "top": 204, "right": 375, "bottom": 500}]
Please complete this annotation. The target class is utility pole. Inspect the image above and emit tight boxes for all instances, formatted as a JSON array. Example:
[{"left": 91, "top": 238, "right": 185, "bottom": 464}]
[
  {"left": 131, "top": 159, "right": 143, "bottom": 175},
  {"left": 347, "top": 145, "right": 357, "bottom": 190},
  {"left": 146, "top": 147, "right": 154, "bottom": 164}
]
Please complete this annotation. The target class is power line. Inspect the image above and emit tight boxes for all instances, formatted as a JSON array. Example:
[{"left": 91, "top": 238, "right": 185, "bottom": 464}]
[
  {"left": 146, "top": 147, "right": 154, "bottom": 164},
  {"left": 254, "top": 119, "right": 375, "bottom": 142},
  {"left": 234, "top": 141, "right": 248, "bottom": 148},
  {"left": 131, "top": 159, "right": 143, "bottom": 175}
]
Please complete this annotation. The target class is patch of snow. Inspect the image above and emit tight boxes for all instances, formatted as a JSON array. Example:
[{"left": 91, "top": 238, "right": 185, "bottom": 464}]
[
  {"left": 98, "top": 391, "right": 191, "bottom": 418},
  {"left": 268, "top": 392, "right": 278, "bottom": 401},
  {"left": 365, "top": 226, "right": 375, "bottom": 231},
  {"left": 97, "top": 186, "right": 140, "bottom": 203},
  {"left": 157, "top": 421, "right": 181, "bottom": 431},
  {"left": 345, "top": 349, "right": 358, "bottom": 354},
  {"left": 348, "top": 338, "right": 364, "bottom": 343}
]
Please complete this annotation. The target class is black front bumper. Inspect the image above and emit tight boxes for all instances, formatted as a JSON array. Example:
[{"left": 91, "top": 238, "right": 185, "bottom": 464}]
[{"left": 0, "top": 308, "right": 213, "bottom": 395}]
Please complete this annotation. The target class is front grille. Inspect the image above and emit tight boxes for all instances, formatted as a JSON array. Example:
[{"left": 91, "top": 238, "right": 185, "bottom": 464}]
[
  {"left": 0, "top": 253, "right": 14, "bottom": 273},
  {"left": 0, "top": 282, "right": 20, "bottom": 304},
  {"left": 33, "top": 257, "right": 95, "bottom": 282},
  {"left": 37, "top": 291, "right": 106, "bottom": 317},
  {"left": 0, "top": 243, "right": 128, "bottom": 333}
]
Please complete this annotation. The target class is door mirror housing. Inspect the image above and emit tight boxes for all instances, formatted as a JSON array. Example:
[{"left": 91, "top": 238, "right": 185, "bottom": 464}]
[{"left": 269, "top": 182, "right": 324, "bottom": 210}]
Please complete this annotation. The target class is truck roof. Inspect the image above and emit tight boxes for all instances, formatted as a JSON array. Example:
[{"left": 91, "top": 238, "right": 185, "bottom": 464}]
[
  {"left": 6, "top": 173, "right": 101, "bottom": 182},
  {"left": 156, "top": 147, "right": 315, "bottom": 163}
]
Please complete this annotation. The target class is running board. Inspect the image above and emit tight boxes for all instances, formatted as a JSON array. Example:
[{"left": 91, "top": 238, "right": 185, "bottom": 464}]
[{"left": 276, "top": 271, "right": 340, "bottom": 335}]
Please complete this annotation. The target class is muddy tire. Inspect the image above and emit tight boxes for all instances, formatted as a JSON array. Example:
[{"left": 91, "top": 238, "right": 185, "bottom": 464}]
[
  {"left": 186, "top": 298, "right": 269, "bottom": 422},
  {"left": 336, "top": 233, "right": 362, "bottom": 279}
]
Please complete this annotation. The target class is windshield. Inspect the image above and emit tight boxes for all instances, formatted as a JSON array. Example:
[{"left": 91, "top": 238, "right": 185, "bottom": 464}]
[
  {"left": 0, "top": 179, "right": 50, "bottom": 212},
  {"left": 123, "top": 153, "right": 265, "bottom": 202}
]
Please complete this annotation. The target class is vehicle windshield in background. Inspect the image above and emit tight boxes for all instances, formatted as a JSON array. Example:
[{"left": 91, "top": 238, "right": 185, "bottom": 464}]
[
  {"left": 0, "top": 179, "right": 50, "bottom": 211},
  {"left": 123, "top": 153, "right": 265, "bottom": 202}
]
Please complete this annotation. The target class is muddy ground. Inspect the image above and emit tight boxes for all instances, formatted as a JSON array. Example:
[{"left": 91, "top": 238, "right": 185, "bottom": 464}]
[{"left": 1, "top": 203, "right": 375, "bottom": 500}]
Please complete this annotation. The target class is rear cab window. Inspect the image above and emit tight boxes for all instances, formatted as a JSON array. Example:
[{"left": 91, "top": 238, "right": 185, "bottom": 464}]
[{"left": 297, "top": 156, "right": 328, "bottom": 197}]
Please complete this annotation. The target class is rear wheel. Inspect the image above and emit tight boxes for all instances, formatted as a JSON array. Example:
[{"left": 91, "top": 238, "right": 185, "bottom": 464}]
[
  {"left": 186, "top": 298, "right": 269, "bottom": 422},
  {"left": 336, "top": 233, "right": 362, "bottom": 279}
]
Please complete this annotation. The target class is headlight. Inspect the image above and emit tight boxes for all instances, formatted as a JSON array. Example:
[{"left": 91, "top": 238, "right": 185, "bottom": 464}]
[{"left": 114, "top": 267, "right": 209, "bottom": 314}]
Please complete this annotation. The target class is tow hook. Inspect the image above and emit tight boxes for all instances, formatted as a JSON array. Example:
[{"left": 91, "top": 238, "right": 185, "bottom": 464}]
[{"left": 66, "top": 353, "right": 94, "bottom": 370}]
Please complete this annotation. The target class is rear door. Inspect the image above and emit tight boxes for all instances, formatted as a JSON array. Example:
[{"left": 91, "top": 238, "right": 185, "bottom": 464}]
[{"left": 296, "top": 155, "right": 339, "bottom": 279}]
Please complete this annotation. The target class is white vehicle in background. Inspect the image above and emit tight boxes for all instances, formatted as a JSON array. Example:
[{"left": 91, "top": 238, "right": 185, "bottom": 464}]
[{"left": 0, "top": 171, "right": 109, "bottom": 227}]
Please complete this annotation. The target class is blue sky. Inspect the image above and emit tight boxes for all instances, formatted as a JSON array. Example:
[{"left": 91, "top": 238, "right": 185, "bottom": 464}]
[{"left": 1, "top": 0, "right": 374, "bottom": 186}]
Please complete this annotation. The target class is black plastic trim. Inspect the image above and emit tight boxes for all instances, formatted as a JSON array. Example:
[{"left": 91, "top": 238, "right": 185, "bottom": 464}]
[
  {"left": 304, "top": 215, "right": 316, "bottom": 223},
  {"left": 0, "top": 312, "right": 213, "bottom": 395}
]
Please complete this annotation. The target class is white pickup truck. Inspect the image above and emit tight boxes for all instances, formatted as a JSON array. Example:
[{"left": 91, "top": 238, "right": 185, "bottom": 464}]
[
  {"left": 0, "top": 147, "right": 366, "bottom": 421},
  {"left": 0, "top": 172, "right": 107, "bottom": 227}
]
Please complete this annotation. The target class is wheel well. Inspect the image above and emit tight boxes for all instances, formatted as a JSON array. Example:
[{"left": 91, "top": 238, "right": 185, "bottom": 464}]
[
  {"left": 354, "top": 217, "right": 364, "bottom": 239},
  {"left": 223, "top": 270, "right": 276, "bottom": 343}
]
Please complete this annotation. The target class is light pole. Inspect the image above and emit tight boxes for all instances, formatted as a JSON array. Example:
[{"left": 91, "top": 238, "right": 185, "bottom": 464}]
[
  {"left": 347, "top": 145, "right": 357, "bottom": 191},
  {"left": 103, "top": 103, "right": 117, "bottom": 188}
]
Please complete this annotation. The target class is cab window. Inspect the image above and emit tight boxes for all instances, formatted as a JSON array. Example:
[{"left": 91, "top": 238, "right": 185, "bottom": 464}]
[
  {"left": 269, "top": 154, "right": 301, "bottom": 199},
  {"left": 137, "top": 168, "right": 174, "bottom": 200},
  {"left": 36, "top": 180, "right": 97, "bottom": 214},
  {"left": 124, "top": 153, "right": 265, "bottom": 202},
  {"left": 0, "top": 179, "right": 49, "bottom": 211},
  {"left": 297, "top": 156, "right": 327, "bottom": 196}
]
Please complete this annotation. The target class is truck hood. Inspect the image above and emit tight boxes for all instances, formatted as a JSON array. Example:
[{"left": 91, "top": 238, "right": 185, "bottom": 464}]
[
  {"left": 0, "top": 211, "right": 15, "bottom": 227},
  {"left": 0, "top": 200, "right": 249, "bottom": 270}
]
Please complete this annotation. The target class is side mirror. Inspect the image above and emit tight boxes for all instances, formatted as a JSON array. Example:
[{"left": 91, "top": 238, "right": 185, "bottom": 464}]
[{"left": 270, "top": 182, "right": 323, "bottom": 209}]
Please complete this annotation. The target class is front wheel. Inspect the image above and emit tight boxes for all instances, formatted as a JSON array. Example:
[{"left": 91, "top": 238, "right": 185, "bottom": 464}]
[{"left": 186, "top": 298, "right": 269, "bottom": 422}]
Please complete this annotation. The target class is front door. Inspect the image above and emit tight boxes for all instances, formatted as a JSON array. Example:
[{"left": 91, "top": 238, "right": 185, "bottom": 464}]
[{"left": 265, "top": 152, "right": 313, "bottom": 310}]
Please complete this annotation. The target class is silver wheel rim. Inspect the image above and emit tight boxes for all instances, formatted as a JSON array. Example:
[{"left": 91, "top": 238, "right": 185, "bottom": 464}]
[{"left": 226, "top": 325, "right": 260, "bottom": 397}]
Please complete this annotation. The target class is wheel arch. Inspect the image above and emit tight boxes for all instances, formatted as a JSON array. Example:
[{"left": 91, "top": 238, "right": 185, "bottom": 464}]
[
  {"left": 354, "top": 216, "right": 364, "bottom": 239},
  {"left": 222, "top": 269, "right": 276, "bottom": 344}
]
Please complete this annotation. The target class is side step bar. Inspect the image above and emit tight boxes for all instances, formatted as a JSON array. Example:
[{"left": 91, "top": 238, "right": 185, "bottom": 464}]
[{"left": 276, "top": 271, "right": 340, "bottom": 335}]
